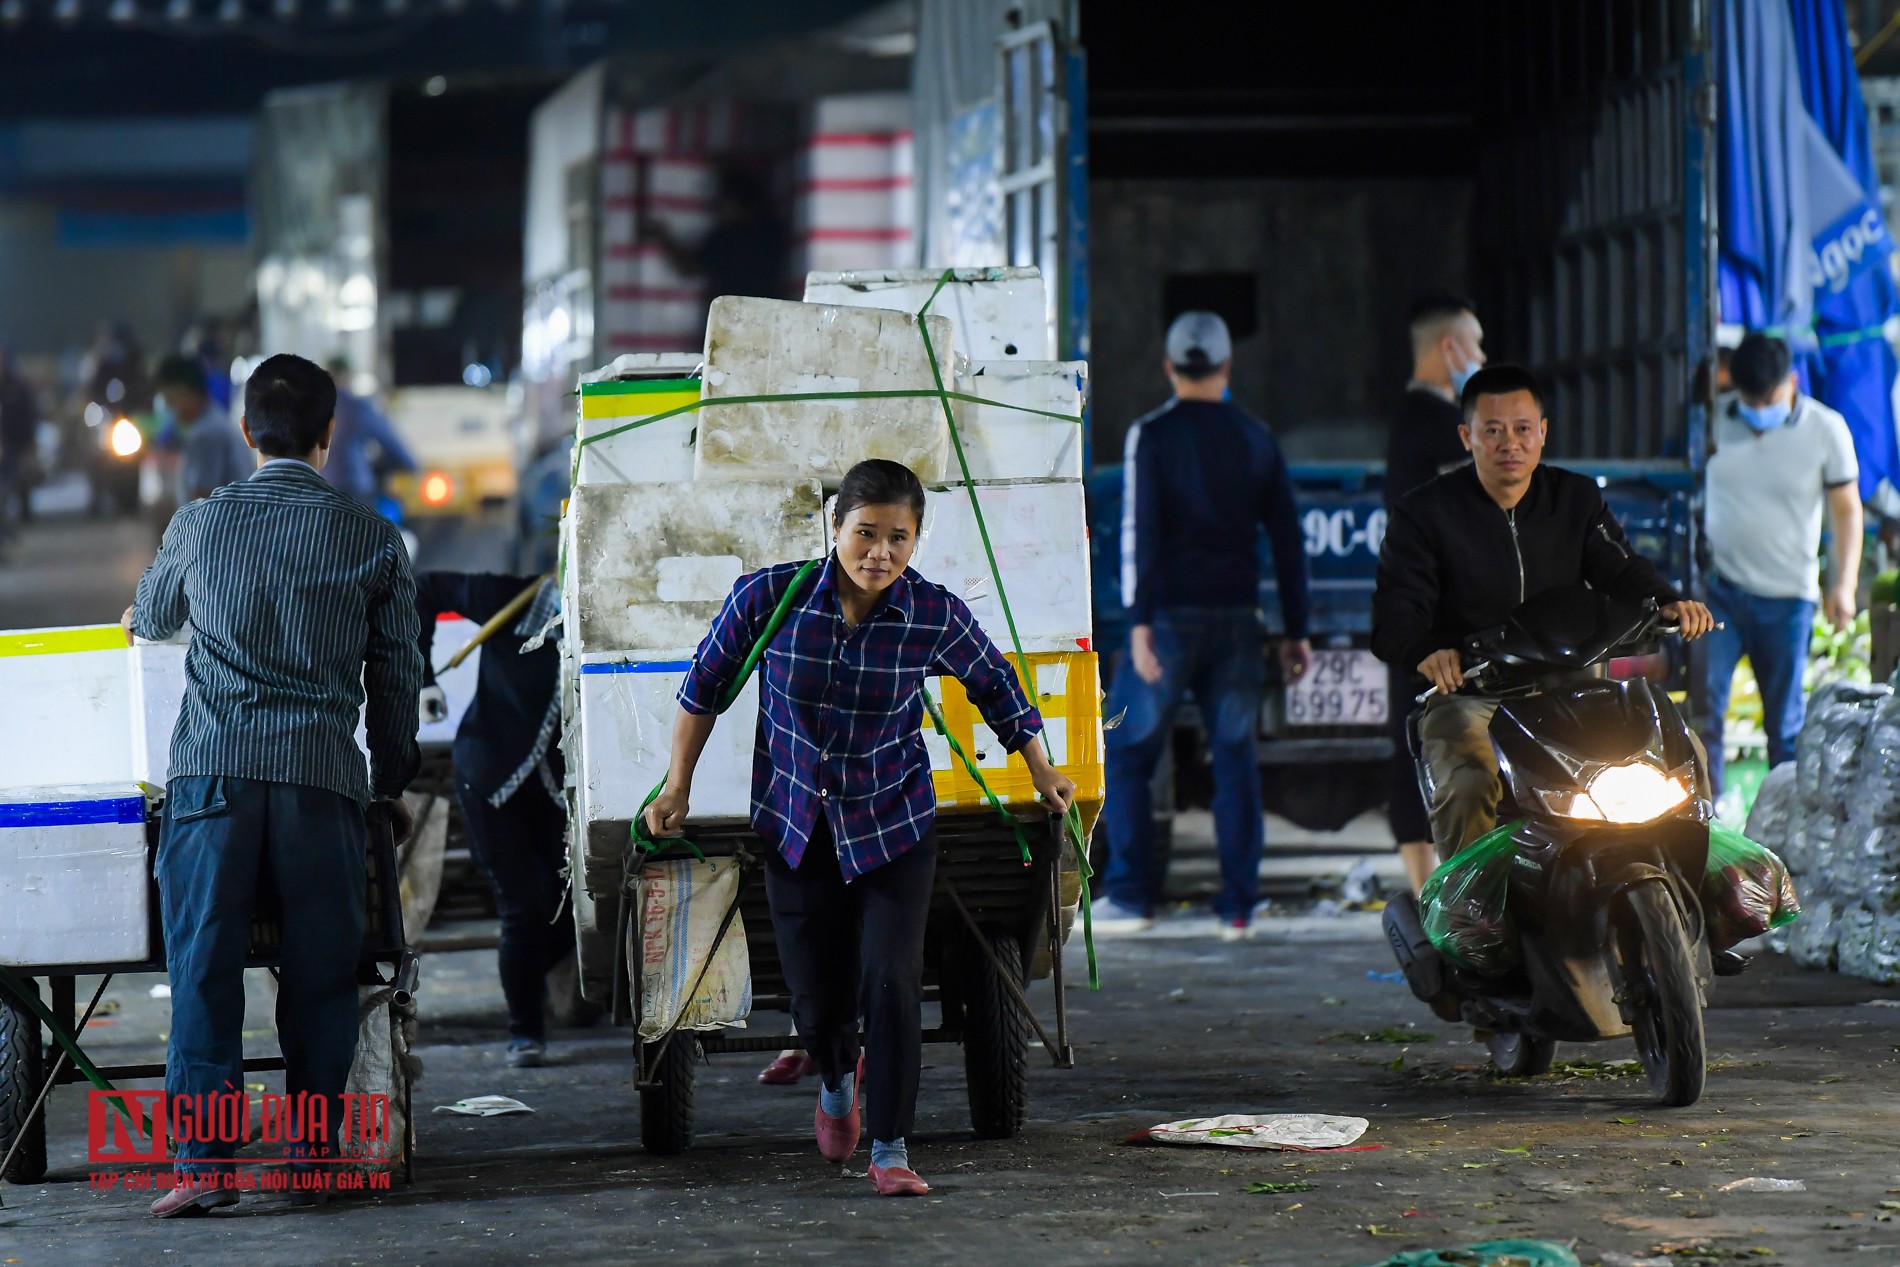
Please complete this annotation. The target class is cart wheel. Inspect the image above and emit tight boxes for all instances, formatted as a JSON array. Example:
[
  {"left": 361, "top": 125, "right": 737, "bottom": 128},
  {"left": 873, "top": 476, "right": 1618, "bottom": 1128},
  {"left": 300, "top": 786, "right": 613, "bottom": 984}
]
[
  {"left": 0, "top": 980, "right": 47, "bottom": 1184},
  {"left": 638, "top": 1036, "right": 699, "bottom": 1155},
  {"left": 962, "top": 930, "right": 1030, "bottom": 1140}
]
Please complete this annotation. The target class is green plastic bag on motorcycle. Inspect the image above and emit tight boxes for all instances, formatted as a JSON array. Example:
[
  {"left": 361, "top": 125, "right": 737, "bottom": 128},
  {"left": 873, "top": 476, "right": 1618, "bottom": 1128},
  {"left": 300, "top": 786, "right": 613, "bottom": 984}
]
[
  {"left": 1420, "top": 821, "right": 1524, "bottom": 977},
  {"left": 1703, "top": 822, "right": 1800, "bottom": 949}
]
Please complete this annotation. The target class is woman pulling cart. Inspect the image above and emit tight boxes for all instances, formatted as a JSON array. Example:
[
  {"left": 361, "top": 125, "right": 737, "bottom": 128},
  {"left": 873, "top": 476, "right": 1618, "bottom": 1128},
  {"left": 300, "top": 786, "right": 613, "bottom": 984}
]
[{"left": 643, "top": 459, "right": 1077, "bottom": 1196}]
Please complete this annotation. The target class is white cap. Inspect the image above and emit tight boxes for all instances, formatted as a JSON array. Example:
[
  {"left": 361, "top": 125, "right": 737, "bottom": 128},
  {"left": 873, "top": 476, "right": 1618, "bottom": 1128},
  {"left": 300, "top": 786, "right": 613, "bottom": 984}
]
[{"left": 1165, "top": 310, "right": 1232, "bottom": 371}]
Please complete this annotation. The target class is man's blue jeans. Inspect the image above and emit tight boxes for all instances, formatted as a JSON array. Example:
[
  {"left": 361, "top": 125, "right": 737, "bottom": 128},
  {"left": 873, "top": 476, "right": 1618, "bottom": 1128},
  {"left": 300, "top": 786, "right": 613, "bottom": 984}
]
[
  {"left": 1700, "top": 575, "right": 1816, "bottom": 796},
  {"left": 1102, "top": 608, "right": 1266, "bottom": 922},
  {"left": 157, "top": 776, "right": 366, "bottom": 1177}
]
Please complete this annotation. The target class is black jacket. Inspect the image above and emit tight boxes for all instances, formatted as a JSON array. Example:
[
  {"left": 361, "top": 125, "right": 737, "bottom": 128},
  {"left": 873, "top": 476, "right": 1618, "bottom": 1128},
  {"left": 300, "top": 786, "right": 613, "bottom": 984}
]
[
  {"left": 1372, "top": 463, "right": 1679, "bottom": 674},
  {"left": 1384, "top": 385, "right": 1468, "bottom": 508}
]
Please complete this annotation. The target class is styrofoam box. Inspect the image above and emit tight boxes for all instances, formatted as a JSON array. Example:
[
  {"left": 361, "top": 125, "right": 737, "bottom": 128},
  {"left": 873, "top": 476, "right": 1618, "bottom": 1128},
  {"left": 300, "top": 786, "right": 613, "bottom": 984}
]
[
  {"left": 419, "top": 618, "right": 481, "bottom": 747},
  {"left": 803, "top": 267, "right": 1049, "bottom": 361},
  {"left": 131, "top": 640, "right": 187, "bottom": 786},
  {"left": 578, "top": 353, "right": 702, "bottom": 384},
  {"left": 566, "top": 478, "right": 827, "bottom": 656},
  {"left": 950, "top": 360, "right": 1087, "bottom": 482},
  {"left": 575, "top": 377, "right": 702, "bottom": 487},
  {"left": 576, "top": 661, "right": 758, "bottom": 830},
  {"left": 0, "top": 784, "right": 149, "bottom": 967},
  {"left": 0, "top": 635, "right": 136, "bottom": 787},
  {"left": 912, "top": 480, "right": 1092, "bottom": 651},
  {"left": 695, "top": 296, "right": 954, "bottom": 486}
]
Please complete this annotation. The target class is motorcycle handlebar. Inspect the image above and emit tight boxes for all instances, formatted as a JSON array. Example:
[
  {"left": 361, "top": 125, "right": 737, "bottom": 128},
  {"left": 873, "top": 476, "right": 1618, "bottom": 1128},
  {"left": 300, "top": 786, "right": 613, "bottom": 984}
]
[{"left": 1413, "top": 617, "right": 1725, "bottom": 705}]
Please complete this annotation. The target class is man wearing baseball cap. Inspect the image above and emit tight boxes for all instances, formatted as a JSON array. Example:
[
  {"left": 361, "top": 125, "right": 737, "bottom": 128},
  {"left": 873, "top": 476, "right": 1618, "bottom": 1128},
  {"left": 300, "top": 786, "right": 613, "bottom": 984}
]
[{"left": 1097, "top": 310, "right": 1314, "bottom": 939}]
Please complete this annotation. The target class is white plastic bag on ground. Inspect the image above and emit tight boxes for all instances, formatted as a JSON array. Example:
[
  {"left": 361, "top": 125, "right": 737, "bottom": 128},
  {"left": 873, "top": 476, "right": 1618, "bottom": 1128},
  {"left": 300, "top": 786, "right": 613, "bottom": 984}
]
[
  {"left": 1128, "top": 1112, "right": 1370, "bottom": 1150},
  {"left": 634, "top": 856, "right": 752, "bottom": 1040}
]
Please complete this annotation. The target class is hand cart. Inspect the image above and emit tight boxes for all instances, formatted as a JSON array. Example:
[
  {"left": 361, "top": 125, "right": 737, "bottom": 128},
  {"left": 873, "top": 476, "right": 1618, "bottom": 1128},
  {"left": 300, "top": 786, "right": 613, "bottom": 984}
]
[
  {"left": 615, "top": 810, "right": 1084, "bottom": 1155},
  {"left": 0, "top": 806, "right": 419, "bottom": 1187}
]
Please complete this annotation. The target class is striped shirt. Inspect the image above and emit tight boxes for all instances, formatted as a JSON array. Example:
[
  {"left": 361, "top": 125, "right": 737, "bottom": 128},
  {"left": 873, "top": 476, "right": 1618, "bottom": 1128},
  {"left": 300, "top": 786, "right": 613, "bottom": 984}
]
[
  {"left": 679, "top": 556, "right": 1042, "bottom": 879},
  {"left": 133, "top": 459, "right": 423, "bottom": 804}
]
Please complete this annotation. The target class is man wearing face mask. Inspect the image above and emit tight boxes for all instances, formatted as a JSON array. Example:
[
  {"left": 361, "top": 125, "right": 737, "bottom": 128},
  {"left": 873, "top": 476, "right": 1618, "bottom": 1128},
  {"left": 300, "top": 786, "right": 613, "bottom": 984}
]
[
  {"left": 1383, "top": 293, "right": 1485, "bottom": 894},
  {"left": 1700, "top": 332, "right": 1862, "bottom": 794}
]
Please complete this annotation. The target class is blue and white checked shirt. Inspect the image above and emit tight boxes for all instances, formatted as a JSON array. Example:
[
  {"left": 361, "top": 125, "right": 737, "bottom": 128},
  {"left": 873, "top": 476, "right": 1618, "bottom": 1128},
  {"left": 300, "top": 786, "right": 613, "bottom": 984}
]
[
  {"left": 679, "top": 556, "right": 1042, "bottom": 879},
  {"left": 133, "top": 459, "right": 423, "bottom": 805}
]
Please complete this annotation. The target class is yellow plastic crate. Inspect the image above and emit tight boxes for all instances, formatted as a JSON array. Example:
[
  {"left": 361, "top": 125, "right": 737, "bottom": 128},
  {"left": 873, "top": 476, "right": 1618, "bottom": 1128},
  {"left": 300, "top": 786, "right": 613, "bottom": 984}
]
[{"left": 925, "top": 649, "right": 1104, "bottom": 819}]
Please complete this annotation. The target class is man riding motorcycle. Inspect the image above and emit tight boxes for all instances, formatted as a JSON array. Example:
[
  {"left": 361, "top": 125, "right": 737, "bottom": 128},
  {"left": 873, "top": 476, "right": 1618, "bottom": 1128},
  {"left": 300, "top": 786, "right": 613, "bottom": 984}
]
[{"left": 1371, "top": 364, "right": 1716, "bottom": 863}]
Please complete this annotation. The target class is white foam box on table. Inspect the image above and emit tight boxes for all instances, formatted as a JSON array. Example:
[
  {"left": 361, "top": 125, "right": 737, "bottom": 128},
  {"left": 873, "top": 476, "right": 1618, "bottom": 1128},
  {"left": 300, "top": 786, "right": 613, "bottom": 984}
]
[
  {"left": 912, "top": 479, "right": 1093, "bottom": 651},
  {"left": 950, "top": 360, "right": 1087, "bottom": 482},
  {"left": 0, "top": 627, "right": 136, "bottom": 788},
  {"left": 0, "top": 783, "right": 150, "bottom": 967},
  {"left": 575, "top": 659, "right": 759, "bottom": 833},
  {"left": 574, "top": 365, "right": 704, "bottom": 487},
  {"left": 131, "top": 636, "right": 187, "bottom": 786},
  {"left": 564, "top": 477, "right": 828, "bottom": 656},
  {"left": 418, "top": 617, "right": 481, "bottom": 747},
  {"left": 802, "top": 266, "right": 1049, "bottom": 361},
  {"left": 694, "top": 295, "right": 954, "bottom": 486}
]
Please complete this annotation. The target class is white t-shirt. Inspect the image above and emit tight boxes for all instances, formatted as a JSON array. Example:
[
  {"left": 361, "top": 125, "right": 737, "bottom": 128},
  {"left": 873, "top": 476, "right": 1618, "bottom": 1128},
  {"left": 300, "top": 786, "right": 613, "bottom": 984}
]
[{"left": 1705, "top": 395, "right": 1858, "bottom": 601}]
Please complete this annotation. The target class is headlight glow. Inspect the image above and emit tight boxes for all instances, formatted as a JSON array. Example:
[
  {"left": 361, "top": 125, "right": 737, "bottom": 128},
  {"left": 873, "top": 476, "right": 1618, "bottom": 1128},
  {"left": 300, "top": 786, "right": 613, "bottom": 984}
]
[
  {"left": 419, "top": 472, "right": 453, "bottom": 506},
  {"left": 108, "top": 417, "right": 143, "bottom": 458},
  {"left": 1585, "top": 762, "right": 1690, "bottom": 824}
]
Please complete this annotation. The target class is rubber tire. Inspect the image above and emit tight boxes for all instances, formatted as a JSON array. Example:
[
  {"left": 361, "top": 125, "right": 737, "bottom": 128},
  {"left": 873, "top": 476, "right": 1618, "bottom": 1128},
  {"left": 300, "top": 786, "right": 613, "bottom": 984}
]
[
  {"left": 962, "top": 932, "right": 1030, "bottom": 1140},
  {"left": 1486, "top": 1032, "right": 1557, "bottom": 1078},
  {"left": 1624, "top": 881, "right": 1707, "bottom": 1108},
  {"left": 0, "top": 980, "right": 47, "bottom": 1184},
  {"left": 638, "top": 1035, "right": 699, "bottom": 1155}
]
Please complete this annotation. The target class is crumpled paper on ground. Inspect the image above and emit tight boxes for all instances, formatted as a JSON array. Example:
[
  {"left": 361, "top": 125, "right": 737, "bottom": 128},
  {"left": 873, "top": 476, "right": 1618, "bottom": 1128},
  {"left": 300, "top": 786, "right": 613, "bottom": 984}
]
[
  {"left": 1127, "top": 1112, "right": 1372, "bottom": 1150},
  {"left": 431, "top": 1095, "right": 535, "bottom": 1117}
]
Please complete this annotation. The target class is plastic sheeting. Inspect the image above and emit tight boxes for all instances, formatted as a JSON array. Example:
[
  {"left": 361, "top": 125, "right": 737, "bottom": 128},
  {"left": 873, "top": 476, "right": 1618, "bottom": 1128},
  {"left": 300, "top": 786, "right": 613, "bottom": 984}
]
[{"left": 1420, "top": 821, "right": 1521, "bottom": 977}]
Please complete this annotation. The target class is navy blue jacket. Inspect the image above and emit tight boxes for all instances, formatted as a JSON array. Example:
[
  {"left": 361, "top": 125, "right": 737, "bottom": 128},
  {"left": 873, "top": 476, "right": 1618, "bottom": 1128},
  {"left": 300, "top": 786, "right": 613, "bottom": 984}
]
[{"left": 1119, "top": 398, "right": 1312, "bottom": 639}]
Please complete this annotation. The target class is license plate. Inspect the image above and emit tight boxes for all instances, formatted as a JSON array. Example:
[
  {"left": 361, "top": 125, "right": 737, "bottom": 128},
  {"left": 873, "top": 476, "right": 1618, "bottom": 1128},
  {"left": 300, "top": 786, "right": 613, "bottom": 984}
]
[{"left": 1285, "top": 649, "right": 1388, "bottom": 727}]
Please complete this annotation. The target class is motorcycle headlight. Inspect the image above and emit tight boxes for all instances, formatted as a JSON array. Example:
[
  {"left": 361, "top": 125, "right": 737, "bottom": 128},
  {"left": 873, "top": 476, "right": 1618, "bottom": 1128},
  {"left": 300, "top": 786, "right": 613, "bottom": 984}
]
[
  {"left": 108, "top": 417, "right": 143, "bottom": 458},
  {"left": 1584, "top": 762, "right": 1690, "bottom": 824}
]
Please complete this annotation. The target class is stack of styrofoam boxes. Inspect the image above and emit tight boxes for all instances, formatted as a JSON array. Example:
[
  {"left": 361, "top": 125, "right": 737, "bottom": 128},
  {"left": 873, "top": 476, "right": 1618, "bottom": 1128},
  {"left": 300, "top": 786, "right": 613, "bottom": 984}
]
[
  {"left": 798, "top": 269, "right": 1099, "bottom": 809},
  {"left": 793, "top": 94, "right": 914, "bottom": 276},
  {"left": 0, "top": 784, "right": 151, "bottom": 969}
]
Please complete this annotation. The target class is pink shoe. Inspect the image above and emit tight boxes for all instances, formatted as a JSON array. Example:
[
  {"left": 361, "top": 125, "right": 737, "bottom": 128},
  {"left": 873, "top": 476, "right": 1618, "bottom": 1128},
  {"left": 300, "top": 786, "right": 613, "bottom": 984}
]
[
  {"left": 813, "top": 1056, "right": 864, "bottom": 1162},
  {"left": 869, "top": 1163, "right": 930, "bottom": 1196},
  {"left": 758, "top": 1051, "right": 819, "bottom": 1085}
]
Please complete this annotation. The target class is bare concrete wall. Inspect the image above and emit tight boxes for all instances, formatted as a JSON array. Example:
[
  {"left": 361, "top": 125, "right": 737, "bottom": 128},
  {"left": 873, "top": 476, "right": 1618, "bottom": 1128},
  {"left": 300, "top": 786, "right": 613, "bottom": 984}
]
[{"left": 1089, "top": 177, "right": 1473, "bottom": 465}]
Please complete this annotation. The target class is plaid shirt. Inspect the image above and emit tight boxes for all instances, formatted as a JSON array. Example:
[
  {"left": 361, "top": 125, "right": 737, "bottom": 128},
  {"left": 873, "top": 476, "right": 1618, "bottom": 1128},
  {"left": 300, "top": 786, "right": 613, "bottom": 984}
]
[{"left": 679, "top": 556, "right": 1042, "bottom": 878}]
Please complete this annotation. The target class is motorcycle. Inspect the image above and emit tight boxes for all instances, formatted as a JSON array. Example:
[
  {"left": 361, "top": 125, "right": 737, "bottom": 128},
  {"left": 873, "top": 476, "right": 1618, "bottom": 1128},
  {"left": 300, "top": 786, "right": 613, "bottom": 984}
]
[{"left": 1383, "top": 585, "right": 1717, "bottom": 1107}]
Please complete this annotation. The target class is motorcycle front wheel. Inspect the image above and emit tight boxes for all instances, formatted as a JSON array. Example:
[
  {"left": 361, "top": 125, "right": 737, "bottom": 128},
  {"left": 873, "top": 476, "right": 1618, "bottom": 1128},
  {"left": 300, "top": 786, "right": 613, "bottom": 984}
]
[{"left": 1623, "top": 880, "right": 1706, "bottom": 1107}]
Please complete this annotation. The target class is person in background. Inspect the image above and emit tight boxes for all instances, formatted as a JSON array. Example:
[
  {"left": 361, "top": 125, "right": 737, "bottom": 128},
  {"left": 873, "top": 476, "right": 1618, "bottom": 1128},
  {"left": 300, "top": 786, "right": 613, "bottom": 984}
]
[
  {"left": 324, "top": 355, "right": 417, "bottom": 509},
  {"left": 1383, "top": 293, "right": 1486, "bottom": 895},
  {"left": 0, "top": 343, "right": 39, "bottom": 534},
  {"left": 413, "top": 572, "right": 574, "bottom": 1068},
  {"left": 1095, "top": 311, "right": 1314, "bottom": 940},
  {"left": 1700, "top": 332, "right": 1862, "bottom": 794},
  {"left": 129, "top": 354, "right": 421, "bottom": 1216},
  {"left": 641, "top": 164, "right": 791, "bottom": 332},
  {"left": 154, "top": 354, "right": 252, "bottom": 504}
]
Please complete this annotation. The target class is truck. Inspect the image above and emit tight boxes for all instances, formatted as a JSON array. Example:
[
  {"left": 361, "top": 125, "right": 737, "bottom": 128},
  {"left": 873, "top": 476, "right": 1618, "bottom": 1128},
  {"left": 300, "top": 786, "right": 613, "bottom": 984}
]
[{"left": 1074, "top": 0, "right": 1716, "bottom": 837}]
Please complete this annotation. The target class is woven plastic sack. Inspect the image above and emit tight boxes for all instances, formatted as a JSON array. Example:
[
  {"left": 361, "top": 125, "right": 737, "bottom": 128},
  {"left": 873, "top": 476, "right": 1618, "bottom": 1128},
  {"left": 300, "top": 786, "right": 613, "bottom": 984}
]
[
  {"left": 1701, "top": 823, "right": 1800, "bottom": 950},
  {"left": 1797, "top": 683, "right": 1887, "bottom": 812},
  {"left": 1421, "top": 821, "right": 1521, "bottom": 976},
  {"left": 633, "top": 857, "right": 751, "bottom": 1040},
  {"left": 1788, "top": 894, "right": 1842, "bottom": 969},
  {"left": 1853, "top": 695, "right": 1900, "bottom": 824},
  {"left": 1742, "top": 762, "right": 1797, "bottom": 854},
  {"left": 1835, "top": 903, "right": 1890, "bottom": 982},
  {"left": 341, "top": 985, "right": 417, "bottom": 1174}
]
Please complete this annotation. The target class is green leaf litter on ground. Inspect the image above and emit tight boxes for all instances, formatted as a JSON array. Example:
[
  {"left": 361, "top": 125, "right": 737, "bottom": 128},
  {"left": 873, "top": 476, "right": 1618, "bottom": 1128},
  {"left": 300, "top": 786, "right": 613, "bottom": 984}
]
[
  {"left": 1331, "top": 1026, "right": 1438, "bottom": 1044},
  {"left": 1245, "top": 1180, "right": 1314, "bottom": 1194},
  {"left": 1540, "top": 1057, "right": 1643, "bottom": 1079}
]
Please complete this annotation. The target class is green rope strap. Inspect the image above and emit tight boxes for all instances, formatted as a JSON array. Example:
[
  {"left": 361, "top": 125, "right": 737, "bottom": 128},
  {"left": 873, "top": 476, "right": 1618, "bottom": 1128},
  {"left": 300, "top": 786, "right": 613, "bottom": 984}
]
[
  {"left": 0, "top": 964, "right": 148, "bottom": 1133},
  {"left": 909, "top": 269, "right": 1099, "bottom": 990},
  {"left": 627, "top": 557, "right": 823, "bottom": 867}
]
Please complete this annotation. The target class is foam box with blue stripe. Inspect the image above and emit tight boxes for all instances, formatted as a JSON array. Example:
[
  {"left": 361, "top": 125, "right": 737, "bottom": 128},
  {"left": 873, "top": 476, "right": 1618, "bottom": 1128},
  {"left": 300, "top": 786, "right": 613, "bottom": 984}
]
[{"left": 0, "top": 783, "right": 149, "bottom": 967}]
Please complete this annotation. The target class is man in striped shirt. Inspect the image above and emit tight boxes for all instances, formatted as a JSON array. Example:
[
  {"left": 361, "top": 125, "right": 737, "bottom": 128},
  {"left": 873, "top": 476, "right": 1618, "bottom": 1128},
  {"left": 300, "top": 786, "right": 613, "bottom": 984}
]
[{"left": 130, "top": 353, "right": 423, "bottom": 1217}]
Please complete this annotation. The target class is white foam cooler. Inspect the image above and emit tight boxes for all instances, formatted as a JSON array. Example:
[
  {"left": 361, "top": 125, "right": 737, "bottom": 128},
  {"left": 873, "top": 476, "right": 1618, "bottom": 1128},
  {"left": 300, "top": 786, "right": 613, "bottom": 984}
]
[
  {"left": 913, "top": 480, "right": 1092, "bottom": 653},
  {"left": 695, "top": 296, "right": 955, "bottom": 485},
  {"left": 802, "top": 266, "right": 1050, "bottom": 360},
  {"left": 576, "top": 660, "right": 759, "bottom": 828},
  {"left": 0, "top": 629, "right": 137, "bottom": 787},
  {"left": 950, "top": 360, "right": 1087, "bottom": 482},
  {"left": 0, "top": 783, "right": 150, "bottom": 967},
  {"left": 564, "top": 478, "right": 827, "bottom": 656}
]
